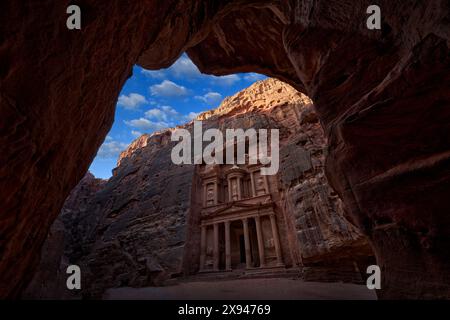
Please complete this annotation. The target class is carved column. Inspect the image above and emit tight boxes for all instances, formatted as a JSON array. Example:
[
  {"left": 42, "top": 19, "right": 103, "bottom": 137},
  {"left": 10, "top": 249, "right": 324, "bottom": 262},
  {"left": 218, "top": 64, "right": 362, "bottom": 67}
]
[
  {"left": 269, "top": 214, "right": 283, "bottom": 266},
  {"left": 227, "top": 168, "right": 246, "bottom": 201},
  {"left": 225, "top": 220, "right": 231, "bottom": 270},
  {"left": 214, "top": 181, "right": 218, "bottom": 205},
  {"left": 250, "top": 171, "right": 256, "bottom": 197},
  {"left": 227, "top": 178, "right": 232, "bottom": 202},
  {"left": 255, "top": 216, "right": 266, "bottom": 268},
  {"left": 213, "top": 223, "right": 219, "bottom": 271},
  {"left": 200, "top": 225, "right": 206, "bottom": 270},
  {"left": 203, "top": 183, "right": 207, "bottom": 207},
  {"left": 237, "top": 177, "right": 242, "bottom": 200},
  {"left": 263, "top": 174, "right": 269, "bottom": 194},
  {"left": 242, "top": 218, "right": 252, "bottom": 269}
]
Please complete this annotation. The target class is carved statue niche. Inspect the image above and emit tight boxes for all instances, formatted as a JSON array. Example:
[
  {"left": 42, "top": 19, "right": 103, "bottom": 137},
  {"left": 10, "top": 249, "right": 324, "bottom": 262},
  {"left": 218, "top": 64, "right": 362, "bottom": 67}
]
[
  {"left": 206, "top": 183, "right": 215, "bottom": 206},
  {"left": 244, "top": 178, "right": 252, "bottom": 198},
  {"left": 254, "top": 171, "right": 267, "bottom": 196},
  {"left": 224, "top": 183, "right": 228, "bottom": 202},
  {"left": 231, "top": 179, "right": 239, "bottom": 201},
  {"left": 225, "top": 165, "right": 246, "bottom": 202}
]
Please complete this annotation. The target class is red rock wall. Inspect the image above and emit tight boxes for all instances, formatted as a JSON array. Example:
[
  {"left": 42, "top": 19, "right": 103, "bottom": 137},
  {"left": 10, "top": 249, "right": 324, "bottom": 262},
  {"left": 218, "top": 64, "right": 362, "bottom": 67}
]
[
  {"left": 21, "top": 173, "right": 106, "bottom": 299},
  {"left": 24, "top": 79, "right": 369, "bottom": 298},
  {"left": 0, "top": 0, "right": 449, "bottom": 298}
]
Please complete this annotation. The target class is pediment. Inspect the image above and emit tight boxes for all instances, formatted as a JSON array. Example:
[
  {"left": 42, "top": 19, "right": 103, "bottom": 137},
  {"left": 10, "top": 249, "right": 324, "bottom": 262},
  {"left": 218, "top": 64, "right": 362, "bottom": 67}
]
[{"left": 208, "top": 200, "right": 273, "bottom": 216}]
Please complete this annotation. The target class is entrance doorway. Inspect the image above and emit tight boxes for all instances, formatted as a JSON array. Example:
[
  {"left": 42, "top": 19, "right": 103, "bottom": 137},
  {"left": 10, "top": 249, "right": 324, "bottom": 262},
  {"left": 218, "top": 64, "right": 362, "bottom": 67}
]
[
  {"left": 239, "top": 235, "right": 245, "bottom": 263},
  {"left": 229, "top": 219, "right": 259, "bottom": 269}
]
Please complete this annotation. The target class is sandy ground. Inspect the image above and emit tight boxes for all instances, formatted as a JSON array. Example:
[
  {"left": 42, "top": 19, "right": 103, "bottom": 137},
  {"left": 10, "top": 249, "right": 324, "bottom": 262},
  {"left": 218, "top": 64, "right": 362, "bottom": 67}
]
[{"left": 103, "top": 278, "right": 377, "bottom": 300}]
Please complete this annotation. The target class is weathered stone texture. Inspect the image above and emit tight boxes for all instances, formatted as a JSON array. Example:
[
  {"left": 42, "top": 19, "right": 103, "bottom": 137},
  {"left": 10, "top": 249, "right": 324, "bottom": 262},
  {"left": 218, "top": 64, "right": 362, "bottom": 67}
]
[
  {"left": 1, "top": 0, "right": 449, "bottom": 299},
  {"left": 25, "top": 79, "right": 371, "bottom": 298}
]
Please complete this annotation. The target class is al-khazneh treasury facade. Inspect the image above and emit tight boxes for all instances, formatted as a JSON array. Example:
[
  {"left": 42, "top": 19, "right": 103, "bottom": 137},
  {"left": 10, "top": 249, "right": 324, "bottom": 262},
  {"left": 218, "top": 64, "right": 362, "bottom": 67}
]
[
  {"left": 24, "top": 79, "right": 372, "bottom": 298},
  {"left": 186, "top": 79, "right": 367, "bottom": 275},
  {"left": 198, "top": 162, "right": 286, "bottom": 271}
]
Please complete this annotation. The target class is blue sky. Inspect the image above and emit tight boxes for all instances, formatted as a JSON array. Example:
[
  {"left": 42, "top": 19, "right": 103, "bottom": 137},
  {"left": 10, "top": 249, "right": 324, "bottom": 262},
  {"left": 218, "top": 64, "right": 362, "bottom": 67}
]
[{"left": 89, "top": 53, "right": 266, "bottom": 179}]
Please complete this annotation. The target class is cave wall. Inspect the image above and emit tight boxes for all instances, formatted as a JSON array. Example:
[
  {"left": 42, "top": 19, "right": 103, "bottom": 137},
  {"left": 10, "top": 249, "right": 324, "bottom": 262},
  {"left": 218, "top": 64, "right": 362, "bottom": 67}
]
[
  {"left": 0, "top": 0, "right": 449, "bottom": 298},
  {"left": 0, "top": 0, "right": 225, "bottom": 298}
]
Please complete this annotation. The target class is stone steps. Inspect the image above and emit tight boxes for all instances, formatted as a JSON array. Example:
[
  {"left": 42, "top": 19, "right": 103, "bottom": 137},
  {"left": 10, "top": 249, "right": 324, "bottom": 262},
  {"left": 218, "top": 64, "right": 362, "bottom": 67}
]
[
  {"left": 168, "top": 267, "right": 303, "bottom": 284},
  {"left": 302, "top": 266, "right": 365, "bottom": 284},
  {"left": 164, "top": 265, "right": 366, "bottom": 286}
]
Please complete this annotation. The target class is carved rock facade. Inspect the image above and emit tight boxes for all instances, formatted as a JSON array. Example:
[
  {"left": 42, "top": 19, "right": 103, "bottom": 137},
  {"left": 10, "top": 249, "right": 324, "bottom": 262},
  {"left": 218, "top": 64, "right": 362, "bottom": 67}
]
[
  {"left": 26, "top": 79, "right": 372, "bottom": 298},
  {"left": 1, "top": 1, "right": 449, "bottom": 299}
]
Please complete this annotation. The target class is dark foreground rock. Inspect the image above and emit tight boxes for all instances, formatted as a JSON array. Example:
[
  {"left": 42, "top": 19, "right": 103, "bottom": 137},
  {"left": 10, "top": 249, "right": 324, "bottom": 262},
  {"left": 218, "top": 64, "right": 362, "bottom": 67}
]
[{"left": 0, "top": 1, "right": 449, "bottom": 298}]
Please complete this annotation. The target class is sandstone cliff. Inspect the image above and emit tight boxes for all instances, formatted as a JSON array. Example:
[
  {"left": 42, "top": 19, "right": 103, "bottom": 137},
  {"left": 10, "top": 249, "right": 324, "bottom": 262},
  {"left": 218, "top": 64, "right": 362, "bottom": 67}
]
[
  {"left": 25, "top": 79, "right": 372, "bottom": 298},
  {"left": 22, "top": 172, "right": 106, "bottom": 299},
  {"left": 2, "top": 1, "right": 449, "bottom": 299}
]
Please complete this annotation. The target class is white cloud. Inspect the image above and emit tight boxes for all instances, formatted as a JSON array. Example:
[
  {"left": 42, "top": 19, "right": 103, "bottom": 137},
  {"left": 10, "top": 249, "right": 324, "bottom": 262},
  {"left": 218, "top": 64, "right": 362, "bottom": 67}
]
[
  {"left": 194, "top": 92, "right": 222, "bottom": 106},
  {"left": 141, "top": 69, "right": 166, "bottom": 79},
  {"left": 170, "top": 56, "right": 201, "bottom": 78},
  {"left": 97, "top": 140, "right": 128, "bottom": 159},
  {"left": 117, "top": 93, "right": 148, "bottom": 110},
  {"left": 186, "top": 112, "right": 200, "bottom": 120},
  {"left": 140, "top": 55, "right": 241, "bottom": 85},
  {"left": 124, "top": 118, "right": 169, "bottom": 131},
  {"left": 131, "top": 130, "right": 142, "bottom": 137},
  {"left": 144, "top": 105, "right": 180, "bottom": 122},
  {"left": 244, "top": 73, "right": 266, "bottom": 82},
  {"left": 144, "top": 108, "right": 166, "bottom": 121},
  {"left": 210, "top": 74, "right": 241, "bottom": 86},
  {"left": 145, "top": 105, "right": 199, "bottom": 123},
  {"left": 150, "top": 80, "right": 188, "bottom": 97},
  {"left": 141, "top": 55, "right": 201, "bottom": 80},
  {"left": 125, "top": 105, "right": 203, "bottom": 134}
]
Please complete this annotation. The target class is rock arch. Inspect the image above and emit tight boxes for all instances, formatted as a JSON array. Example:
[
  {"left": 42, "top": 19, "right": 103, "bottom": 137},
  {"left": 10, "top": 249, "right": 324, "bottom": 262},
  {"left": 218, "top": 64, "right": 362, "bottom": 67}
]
[{"left": 0, "top": 1, "right": 449, "bottom": 298}]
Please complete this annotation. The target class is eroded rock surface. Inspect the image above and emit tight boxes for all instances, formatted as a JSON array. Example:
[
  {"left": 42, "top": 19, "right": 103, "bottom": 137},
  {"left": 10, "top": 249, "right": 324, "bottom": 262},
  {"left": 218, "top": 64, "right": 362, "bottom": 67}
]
[
  {"left": 21, "top": 172, "right": 106, "bottom": 299},
  {"left": 1, "top": 0, "right": 449, "bottom": 298},
  {"left": 26, "top": 79, "right": 371, "bottom": 298}
]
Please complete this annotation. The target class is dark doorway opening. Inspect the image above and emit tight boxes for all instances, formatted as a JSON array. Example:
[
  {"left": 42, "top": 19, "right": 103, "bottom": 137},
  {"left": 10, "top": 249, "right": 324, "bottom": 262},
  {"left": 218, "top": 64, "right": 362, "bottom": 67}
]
[{"left": 239, "top": 235, "right": 246, "bottom": 263}]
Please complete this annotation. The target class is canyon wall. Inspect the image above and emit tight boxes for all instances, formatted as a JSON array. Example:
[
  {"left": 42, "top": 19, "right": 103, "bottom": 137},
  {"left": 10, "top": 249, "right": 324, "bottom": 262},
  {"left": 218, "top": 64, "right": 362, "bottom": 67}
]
[
  {"left": 25, "top": 79, "right": 370, "bottom": 298},
  {"left": 21, "top": 173, "right": 106, "bottom": 299},
  {"left": 1, "top": 1, "right": 449, "bottom": 298}
]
